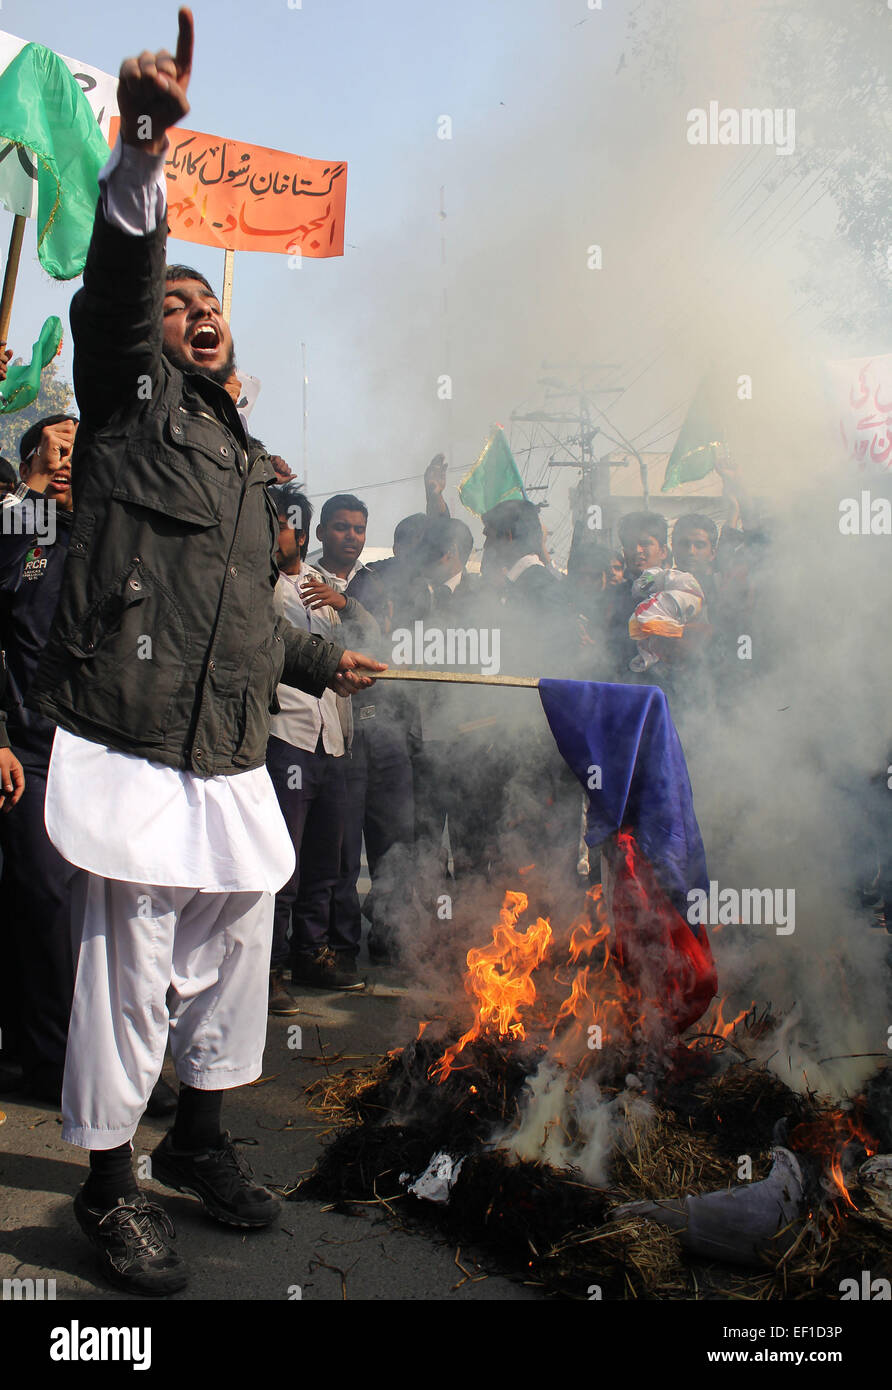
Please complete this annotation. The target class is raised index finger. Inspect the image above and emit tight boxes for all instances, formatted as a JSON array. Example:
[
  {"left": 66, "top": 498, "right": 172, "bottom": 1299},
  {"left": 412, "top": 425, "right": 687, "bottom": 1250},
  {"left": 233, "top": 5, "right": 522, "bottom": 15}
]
[{"left": 175, "top": 7, "right": 194, "bottom": 82}]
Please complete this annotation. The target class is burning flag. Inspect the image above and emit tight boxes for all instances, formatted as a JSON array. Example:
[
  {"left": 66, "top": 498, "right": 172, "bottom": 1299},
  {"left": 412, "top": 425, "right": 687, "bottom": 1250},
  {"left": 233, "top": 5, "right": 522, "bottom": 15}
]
[{"left": 537, "top": 679, "right": 717, "bottom": 1031}]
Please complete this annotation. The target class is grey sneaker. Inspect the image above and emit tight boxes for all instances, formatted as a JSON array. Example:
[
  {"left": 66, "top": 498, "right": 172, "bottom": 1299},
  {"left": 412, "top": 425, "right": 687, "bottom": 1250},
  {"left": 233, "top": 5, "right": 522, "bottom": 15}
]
[
  {"left": 74, "top": 1188, "right": 188, "bottom": 1296},
  {"left": 150, "top": 1131, "right": 281, "bottom": 1229}
]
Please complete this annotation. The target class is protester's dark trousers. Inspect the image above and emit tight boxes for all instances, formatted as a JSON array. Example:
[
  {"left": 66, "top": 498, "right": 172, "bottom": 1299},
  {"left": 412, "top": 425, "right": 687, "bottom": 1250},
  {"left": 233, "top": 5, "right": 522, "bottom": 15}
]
[
  {"left": 0, "top": 758, "right": 77, "bottom": 1088},
  {"left": 329, "top": 738, "right": 367, "bottom": 958},
  {"left": 266, "top": 736, "right": 347, "bottom": 966}
]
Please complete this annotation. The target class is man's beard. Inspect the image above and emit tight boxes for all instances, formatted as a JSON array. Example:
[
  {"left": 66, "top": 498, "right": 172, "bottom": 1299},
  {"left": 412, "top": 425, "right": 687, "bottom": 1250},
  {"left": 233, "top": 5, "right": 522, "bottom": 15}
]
[{"left": 164, "top": 342, "right": 236, "bottom": 388}]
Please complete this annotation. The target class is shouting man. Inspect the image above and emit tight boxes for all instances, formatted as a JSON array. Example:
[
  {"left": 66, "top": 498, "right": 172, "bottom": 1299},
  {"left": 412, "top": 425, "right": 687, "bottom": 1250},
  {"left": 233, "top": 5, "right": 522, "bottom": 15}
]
[{"left": 28, "top": 9, "right": 384, "bottom": 1296}]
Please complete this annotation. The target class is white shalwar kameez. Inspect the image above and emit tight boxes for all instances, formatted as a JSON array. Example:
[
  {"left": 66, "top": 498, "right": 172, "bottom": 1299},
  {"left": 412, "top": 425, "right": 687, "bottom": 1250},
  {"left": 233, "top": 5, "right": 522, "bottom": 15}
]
[{"left": 45, "top": 139, "right": 296, "bottom": 1149}]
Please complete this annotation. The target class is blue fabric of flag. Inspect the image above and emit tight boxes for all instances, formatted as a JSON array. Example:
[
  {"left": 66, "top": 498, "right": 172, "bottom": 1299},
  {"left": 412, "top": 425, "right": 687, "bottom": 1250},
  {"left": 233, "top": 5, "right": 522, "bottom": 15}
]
[{"left": 538, "top": 679, "right": 708, "bottom": 927}]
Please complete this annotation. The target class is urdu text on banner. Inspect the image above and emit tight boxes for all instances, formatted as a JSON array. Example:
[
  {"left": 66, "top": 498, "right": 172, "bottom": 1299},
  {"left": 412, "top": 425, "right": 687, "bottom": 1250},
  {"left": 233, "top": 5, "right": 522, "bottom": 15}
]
[
  {"left": 826, "top": 353, "right": 892, "bottom": 474},
  {"left": 110, "top": 117, "right": 347, "bottom": 257}
]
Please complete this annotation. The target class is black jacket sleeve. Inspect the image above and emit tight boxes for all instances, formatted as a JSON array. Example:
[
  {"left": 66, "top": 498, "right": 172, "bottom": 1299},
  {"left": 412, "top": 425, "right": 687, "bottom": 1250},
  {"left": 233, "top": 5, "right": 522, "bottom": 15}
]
[
  {"left": 278, "top": 619, "right": 343, "bottom": 697},
  {"left": 69, "top": 203, "right": 166, "bottom": 429}
]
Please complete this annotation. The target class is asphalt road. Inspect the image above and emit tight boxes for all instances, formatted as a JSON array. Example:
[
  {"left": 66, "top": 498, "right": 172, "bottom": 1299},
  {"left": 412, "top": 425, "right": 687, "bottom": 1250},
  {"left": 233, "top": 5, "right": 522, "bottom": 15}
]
[{"left": 0, "top": 961, "right": 539, "bottom": 1305}]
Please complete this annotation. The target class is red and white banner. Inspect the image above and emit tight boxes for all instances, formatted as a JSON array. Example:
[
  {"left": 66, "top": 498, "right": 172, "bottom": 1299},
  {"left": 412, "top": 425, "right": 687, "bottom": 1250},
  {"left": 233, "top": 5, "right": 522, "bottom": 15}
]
[{"left": 826, "top": 353, "right": 892, "bottom": 474}]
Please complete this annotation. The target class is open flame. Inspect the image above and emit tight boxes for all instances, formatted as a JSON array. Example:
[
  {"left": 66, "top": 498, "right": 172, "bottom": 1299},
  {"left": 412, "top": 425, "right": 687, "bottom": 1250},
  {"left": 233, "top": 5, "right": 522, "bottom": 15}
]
[
  {"left": 788, "top": 1107, "right": 880, "bottom": 1210},
  {"left": 429, "top": 884, "right": 654, "bottom": 1083},
  {"left": 430, "top": 891, "right": 551, "bottom": 1081},
  {"left": 691, "top": 995, "right": 754, "bottom": 1041}
]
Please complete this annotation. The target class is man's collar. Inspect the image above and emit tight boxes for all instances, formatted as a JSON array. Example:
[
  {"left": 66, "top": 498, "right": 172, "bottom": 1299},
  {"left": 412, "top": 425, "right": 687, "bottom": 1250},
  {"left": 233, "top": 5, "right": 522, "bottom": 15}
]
[
  {"left": 504, "top": 553, "right": 545, "bottom": 584},
  {"left": 179, "top": 369, "right": 248, "bottom": 445},
  {"left": 316, "top": 557, "right": 366, "bottom": 589}
]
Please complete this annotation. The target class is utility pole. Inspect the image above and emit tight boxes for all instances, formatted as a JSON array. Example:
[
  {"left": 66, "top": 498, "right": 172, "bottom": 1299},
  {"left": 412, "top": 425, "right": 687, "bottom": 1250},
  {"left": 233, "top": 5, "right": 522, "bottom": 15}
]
[{"left": 511, "top": 364, "right": 625, "bottom": 546}]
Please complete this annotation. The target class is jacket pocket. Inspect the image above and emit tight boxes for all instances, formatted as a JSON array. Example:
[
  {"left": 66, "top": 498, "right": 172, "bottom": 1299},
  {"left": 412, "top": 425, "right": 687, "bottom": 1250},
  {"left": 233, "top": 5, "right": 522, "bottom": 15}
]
[
  {"left": 59, "top": 557, "right": 188, "bottom": 746},
  {"left": 232, "top": 633, "right": 286, "bottom": 766},
  {"left": 111, "top": 416, "right": 229, "bottom": 527}
]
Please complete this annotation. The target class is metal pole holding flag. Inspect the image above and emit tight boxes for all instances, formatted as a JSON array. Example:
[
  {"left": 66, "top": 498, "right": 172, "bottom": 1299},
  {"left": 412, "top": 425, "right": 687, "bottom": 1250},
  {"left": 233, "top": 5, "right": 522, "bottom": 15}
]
[
  {"left": 221, "top": 248, "right": 234, "bottom": 322},
  {"left": 0, "top": 213, "right": 26, "bottom": 346}
]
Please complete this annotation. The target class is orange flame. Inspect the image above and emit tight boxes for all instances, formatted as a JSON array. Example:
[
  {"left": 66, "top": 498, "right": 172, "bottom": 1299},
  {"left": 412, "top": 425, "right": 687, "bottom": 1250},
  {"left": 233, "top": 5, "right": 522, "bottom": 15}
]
[
  {"left": 551, "top": 966, "right": 591, "bottom": 1037},
  {"left": 428, "top": 881, "right": 660, "bottom": 1084},
  {"left": 788, "top": 1107, "right": 879, "bottom": 1211},
  {"left": 568, "top": 885, "right": 611, "bottom": 965},
  {"left": 430, "top": 891, "right": 552, "bottom": 1082},
  {"left": 828, "top": 1152, "right": 858, "bottom": 1211},
  {"left": 548, "top": 883, "right": 650, "bottom": 1061},
  {"left": 692, "top": 995, "right": 753, "bottom": 1040}
]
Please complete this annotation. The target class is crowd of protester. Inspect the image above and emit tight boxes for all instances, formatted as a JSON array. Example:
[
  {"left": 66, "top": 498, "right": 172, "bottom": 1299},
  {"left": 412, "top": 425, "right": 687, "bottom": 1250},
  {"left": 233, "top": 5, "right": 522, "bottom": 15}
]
[
  {"left": 0, "top": 414, "right": 776, "bottom": 1094},
  {"left": 3, "top": 13, "right": 838, "bottom": 1299}
]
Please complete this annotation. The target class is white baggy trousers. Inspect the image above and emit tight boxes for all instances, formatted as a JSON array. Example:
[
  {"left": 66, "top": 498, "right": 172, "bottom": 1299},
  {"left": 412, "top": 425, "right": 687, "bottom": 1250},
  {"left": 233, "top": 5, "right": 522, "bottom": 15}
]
[{"left": 62, "top": 872, "right": 273, "bottom": 1149}]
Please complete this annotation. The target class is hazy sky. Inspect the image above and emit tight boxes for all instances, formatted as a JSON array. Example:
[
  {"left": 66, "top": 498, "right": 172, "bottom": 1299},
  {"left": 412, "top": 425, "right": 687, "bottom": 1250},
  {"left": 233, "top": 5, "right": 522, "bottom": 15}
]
[{"left": 5, "top": 1, "right": 860, "bottom": 548}]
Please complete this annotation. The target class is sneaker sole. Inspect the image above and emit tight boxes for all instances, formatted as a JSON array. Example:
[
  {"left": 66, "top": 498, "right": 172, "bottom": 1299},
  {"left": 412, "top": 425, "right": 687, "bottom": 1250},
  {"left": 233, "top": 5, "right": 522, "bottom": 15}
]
[{"left": 150, "top": 1161, "right": 280, "bottom": 1230}]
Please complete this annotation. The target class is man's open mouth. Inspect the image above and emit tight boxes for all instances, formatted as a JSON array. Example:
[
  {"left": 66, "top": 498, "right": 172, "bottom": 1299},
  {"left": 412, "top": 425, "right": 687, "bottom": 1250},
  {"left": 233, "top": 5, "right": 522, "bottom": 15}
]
[{"left": 189, "top": 323, "right": 221, "bottom": 357}]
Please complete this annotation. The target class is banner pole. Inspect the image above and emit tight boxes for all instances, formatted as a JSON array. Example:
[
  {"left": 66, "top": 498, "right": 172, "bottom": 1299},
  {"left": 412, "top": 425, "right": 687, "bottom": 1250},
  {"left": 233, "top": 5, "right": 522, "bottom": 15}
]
[
  {"left": 221, "top": 248, "right": 235, "bottom": 322},
  {"left": 301, "top": 340, "right": 308, "bottom": 492},
  {"left": 0, "top": 215, "right": 27, "bottom": 346}
]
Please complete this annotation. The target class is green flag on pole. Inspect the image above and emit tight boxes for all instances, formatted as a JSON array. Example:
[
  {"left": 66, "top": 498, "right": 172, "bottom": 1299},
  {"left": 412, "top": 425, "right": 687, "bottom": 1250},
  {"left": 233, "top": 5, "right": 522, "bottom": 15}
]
[
  {"left": 0, "top": 43, "right": 110, "bottom": 279},
  {"left": 459, "top": 426, "right": 526, "bottom": 517},
  {"left": 0, "top": 314, "right": 63, "bottom": 413},
  {"left": 661, "top": 373, "right": 728, "bottom": 493}
]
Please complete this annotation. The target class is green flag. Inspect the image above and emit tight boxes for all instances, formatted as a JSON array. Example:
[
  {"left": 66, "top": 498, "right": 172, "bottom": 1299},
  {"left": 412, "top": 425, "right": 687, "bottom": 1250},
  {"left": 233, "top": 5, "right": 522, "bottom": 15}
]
[
  {"left": 661, "top": 373, "right": 727, "bottom": 493},
  {"left": 0, "top": 315, "right": 63, "bottom": 414},
  {"left": 0, "top": 43, "right": 110, "bottom": 279},
  {"left": 459, "top": 426, "right": 526, "bottom": 517}
]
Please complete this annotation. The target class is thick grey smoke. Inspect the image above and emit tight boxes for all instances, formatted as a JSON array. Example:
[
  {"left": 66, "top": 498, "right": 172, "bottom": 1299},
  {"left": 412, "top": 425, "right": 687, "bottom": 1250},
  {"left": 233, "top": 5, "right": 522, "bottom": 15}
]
[{"left": 360, "top": 2, "right": 892, "bottom": 1157}]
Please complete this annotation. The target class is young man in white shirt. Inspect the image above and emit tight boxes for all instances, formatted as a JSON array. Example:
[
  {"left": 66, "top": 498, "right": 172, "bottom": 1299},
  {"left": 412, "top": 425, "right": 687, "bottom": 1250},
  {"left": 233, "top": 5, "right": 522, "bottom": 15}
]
[{"left": 266, "top": 486, "right": 379, "bottom": 994}]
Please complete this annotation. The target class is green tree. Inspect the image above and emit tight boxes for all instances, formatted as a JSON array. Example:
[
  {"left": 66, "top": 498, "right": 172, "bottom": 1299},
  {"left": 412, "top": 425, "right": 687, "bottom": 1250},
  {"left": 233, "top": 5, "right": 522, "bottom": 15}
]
[
  {"left": 626, "top": 0, "right": 892, "bottom": 342},
  {"left": 0, "top": 357, "right": 75, "bottom": 469}
]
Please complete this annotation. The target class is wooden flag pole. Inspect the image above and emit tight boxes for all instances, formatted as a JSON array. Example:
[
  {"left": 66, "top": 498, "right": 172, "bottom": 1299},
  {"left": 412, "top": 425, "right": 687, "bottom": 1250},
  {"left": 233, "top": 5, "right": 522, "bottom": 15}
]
[
  {"left": 374, "top": 669, "right": 540, "bottom": 688},
  {"left": 0, "top": 214, "right": 27, "bottom": 346},
  {"left": 301, "top": 340, "right": 308, "bottom": 492},
  {"left": 221, "top": 248, "right": 235, "bottom": 322}
]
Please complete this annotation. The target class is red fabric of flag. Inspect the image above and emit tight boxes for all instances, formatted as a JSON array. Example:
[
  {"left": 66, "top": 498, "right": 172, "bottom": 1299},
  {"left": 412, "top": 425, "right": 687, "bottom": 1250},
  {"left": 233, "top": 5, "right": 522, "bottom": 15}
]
[{"left": 610, "top": 829, "right": 717, "bottom": 1033}]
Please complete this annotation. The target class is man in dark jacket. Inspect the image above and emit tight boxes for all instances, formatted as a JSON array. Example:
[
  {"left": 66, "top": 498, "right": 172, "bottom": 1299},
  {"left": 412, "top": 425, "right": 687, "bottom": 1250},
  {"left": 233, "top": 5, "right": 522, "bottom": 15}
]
[
  {"left": 0, "top": 415, "right": 79, "bottom": 1102},
  {"left": 26, "top": 9, "right": 383, "bottom": 1297},
  {"left": 0, "top": 651, "right": 24, "bottom": 808}
]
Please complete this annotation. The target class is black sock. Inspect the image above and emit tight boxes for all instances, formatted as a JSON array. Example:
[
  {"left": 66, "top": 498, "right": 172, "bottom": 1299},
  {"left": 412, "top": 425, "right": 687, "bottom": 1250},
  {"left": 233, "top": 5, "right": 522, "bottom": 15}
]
[
  {"left": 84, "top": 1143, "right": 138, "bottom": 1208},
  {"left": 172, "top": 1086, "right": 223, "bottom": 1152}
]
